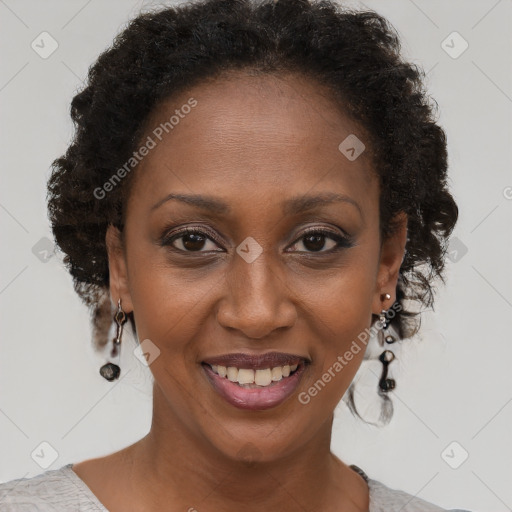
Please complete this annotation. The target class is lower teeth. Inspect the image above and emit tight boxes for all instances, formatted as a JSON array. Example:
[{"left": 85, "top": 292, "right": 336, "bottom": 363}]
[{"left": 237, "top": 381, "right": 277, "bottom": 389}]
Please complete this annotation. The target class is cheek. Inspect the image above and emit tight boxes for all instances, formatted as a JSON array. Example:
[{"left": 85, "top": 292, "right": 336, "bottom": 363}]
[
  {"left": 296, "top": 234, "right": 378, "bottom": 336},
  {"left": 123, "top": 217, "right": 215, "bottom": 343},
  {"left": 126, "top": 266, "right": 214, "bottom": 406},
  {"left": 295, "top": 289, "right": 373, "bottom": 414},
  {"left": 128, "top": 266, "right": 214, "bottom": 350},
  {"left": 300, "top": 270, "right": 373, "bottom": 367},
  {"left": 294, "top": 245, "right": 378, "bottom": 401}
]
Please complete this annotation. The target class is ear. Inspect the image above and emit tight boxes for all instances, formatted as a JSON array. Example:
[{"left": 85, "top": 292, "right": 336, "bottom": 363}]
[
  {"left": 371, "top": 211, "right": 408, "bottom": 314},
  {"left": 105, "top": 224, "right": 133, "bottom": 312}
]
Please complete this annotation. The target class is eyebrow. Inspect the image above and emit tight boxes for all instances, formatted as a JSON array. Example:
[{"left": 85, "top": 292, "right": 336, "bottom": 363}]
[
  {"left": 282, "top": 192, "right": 362, "bottom": 218},
  {"left": 151, "top": 192, "right": 362, "bottom": 217}
]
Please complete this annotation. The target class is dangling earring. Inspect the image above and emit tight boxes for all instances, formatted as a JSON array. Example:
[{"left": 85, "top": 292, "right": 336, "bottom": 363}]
[
  {"left": 377, "top": 292, "right": 396, "bottom": 392},
  {"left": 99, "top": 298, "right": 127, "bottom": 381}
]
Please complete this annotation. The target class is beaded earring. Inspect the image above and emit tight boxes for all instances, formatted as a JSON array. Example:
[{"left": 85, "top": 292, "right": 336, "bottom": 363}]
[
  {"left": 377, "top": 292, "right": 397, "bottom": 392},
  {"left": 99, "top": 299, "right": 126, "bottom": 381}
]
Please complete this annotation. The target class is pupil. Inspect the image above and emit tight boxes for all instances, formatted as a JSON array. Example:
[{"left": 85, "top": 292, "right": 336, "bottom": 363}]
[
  {"left": 304, "top": 234, "right": 324, "bottom": 252},
  {"left": 183, "top": 233, "right": 205, "bottom": 251}
]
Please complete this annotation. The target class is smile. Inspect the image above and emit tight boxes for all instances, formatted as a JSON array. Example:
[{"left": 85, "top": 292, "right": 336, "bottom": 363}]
[
  {"left": 201, "top": 352, "right": 309, "bottom": 411},
  {"left": 202, "top": 362, "right": 306, "bottom": 411},
  {"left": 208, "top": 363, "right": 299, "bottom": 387}
]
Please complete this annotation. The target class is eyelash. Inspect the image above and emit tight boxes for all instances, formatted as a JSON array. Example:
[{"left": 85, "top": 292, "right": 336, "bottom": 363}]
[{"left": 160, "top": 225, "right": 354, "bottom": 254}]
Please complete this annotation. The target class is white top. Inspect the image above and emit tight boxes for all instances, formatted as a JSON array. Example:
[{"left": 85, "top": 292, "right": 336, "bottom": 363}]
[{"left": 0, "top": 463, "right": 473, "bottom": 511}]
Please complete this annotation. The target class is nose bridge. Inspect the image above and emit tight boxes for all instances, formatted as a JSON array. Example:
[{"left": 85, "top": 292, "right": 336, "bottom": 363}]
[{"left": 217, "top": 246, "right": 296, "bottom": 339}]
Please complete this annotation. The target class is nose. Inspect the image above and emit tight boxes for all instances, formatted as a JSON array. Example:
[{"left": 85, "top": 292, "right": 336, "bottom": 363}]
[{"left": 216, "top": 250, "right": 297, "bottom": 340}]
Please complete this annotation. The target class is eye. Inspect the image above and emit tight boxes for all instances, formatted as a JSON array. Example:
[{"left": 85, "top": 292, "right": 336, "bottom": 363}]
[
  {"left": 287, "top": 228, "right": 353, "bottom": 253},
  {"left": 161, "top": 226, "right": 354, "bottom": 254},
  {"left": 162, "top": 227, "right": 223, "bottom": 253}
]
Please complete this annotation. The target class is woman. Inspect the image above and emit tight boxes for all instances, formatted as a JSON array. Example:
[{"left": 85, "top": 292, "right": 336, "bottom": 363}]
[{"left": 0, "top": 0, "right": 472, "bottom": 510}]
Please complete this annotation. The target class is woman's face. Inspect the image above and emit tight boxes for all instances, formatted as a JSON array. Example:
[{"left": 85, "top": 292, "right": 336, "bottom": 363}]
[{"left": 107, "top": 72, "right": 407, "bottom": 462}]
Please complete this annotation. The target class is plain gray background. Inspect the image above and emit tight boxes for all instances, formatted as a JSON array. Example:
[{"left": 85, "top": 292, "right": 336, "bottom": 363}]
[{"left": 1, "top": 1, "right": 511, "bottom": 510}]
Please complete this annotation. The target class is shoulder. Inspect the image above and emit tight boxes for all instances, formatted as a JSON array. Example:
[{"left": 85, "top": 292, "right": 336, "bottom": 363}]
[
  {"left": 349, "top": 464, "right": 472, "bottom": 512},
  {"left": 367, "top": 477, "right": 473, "bottom": 512},
  {"left": 0, "top": 463, "right": 107, "bottom": 512}
]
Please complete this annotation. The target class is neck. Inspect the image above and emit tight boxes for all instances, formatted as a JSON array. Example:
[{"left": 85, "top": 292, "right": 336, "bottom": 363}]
[{"left": 125, "top": 384, "right": 368, "bottom": 511}]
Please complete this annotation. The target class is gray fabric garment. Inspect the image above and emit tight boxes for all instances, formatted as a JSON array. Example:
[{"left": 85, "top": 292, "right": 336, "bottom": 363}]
[{"left": 0, "top": 463, "right": 473, "bottom": 511}]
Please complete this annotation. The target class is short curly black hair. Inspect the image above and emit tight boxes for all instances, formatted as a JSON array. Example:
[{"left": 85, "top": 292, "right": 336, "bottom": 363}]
[{"left": 47, "top": 0, "right": 458, "bottom": 410}]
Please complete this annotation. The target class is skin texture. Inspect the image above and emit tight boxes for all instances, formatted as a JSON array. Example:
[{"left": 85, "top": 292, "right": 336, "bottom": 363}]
[{"left": 72, "top": 71, "right": 407, "bottom": 512}]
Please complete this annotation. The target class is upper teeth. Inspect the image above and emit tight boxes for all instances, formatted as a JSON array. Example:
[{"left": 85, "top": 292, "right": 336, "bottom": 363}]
[{"left": 211, "top": 364, "right": 299, "bottom": 387}]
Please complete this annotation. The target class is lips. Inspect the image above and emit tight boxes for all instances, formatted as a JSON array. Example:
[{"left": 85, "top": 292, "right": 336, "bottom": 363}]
[
  {"left": 201, "top": 351, "right": 310, "bottom": 410},
  {"left": 202, "top": 362, "right": 307, "bottom": 410},
  {"left": 202, "top": 351, "right": 308, "bottom": 370}
]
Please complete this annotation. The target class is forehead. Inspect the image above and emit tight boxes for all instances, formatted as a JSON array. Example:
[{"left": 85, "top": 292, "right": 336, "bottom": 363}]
[{"left": 129, "top": 71, "right": 377, "bottom": 217}]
